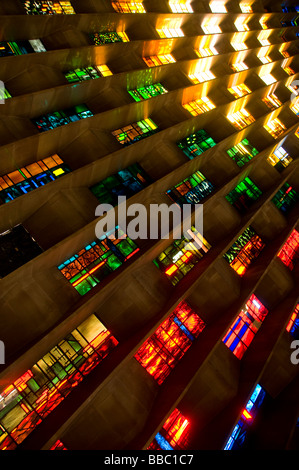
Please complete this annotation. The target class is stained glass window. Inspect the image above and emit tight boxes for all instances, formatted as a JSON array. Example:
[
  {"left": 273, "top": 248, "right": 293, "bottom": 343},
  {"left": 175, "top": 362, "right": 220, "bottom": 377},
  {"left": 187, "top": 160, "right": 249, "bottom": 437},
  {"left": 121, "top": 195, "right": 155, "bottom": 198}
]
[
  {"left": 267, "top": 146, "right": 292, "bottom": 171},
  {"left": 231, "top": 33, "right": 249, "bottom": 51},
  {"left": 112, "top": 119, "right": 158, "bottom": 146},
  {"left": 166, "top": 171, "right": 214, "bottom": 206},
  {"left": 227, "top": 109, "right": 255, "bottom": 130},
  {"left": 228, "top": 84, "right": 251, "bottom": 99},
  {"left": 0, "top": 314, "right": 118, "bottom": 450},
  {"left": 0, "top": 88, "right": 11, "bottom": 100},
  {"left": 262, "top": 93, "right": 282, "bottom": 110},
  {"left": 153, "top": 227, "right": 211, "bottom": 286},
  {"left": 223, "top": 295, "right": 269, "bottom": 359},
  {"left": 177, "top": 129, "right": 217, "bottom": 160},
  {"left": 22, "top": 1, "right": 75, "bottom": 14},
  {"left": 135, "top": 301, "right": 205, "bottom": 385},
  {"left": 277, "top": 229, "right": 299, "bottom": 270},
  {"left": 230, "top": 61, "right": 248, "bottom": 72},
  {"left": 111, "top": 1, "right": 146, "bottom": 12},
  {"left": 143, "top": 55, "right": 176, "bottom": 67},
  {"left": 148, "top": 409, "right": 190, "bottom": 450},
  {"left": 0, "top": 225, "right": 43, "bottom": 278},
  {"left": 223, "top": 226, "right": 265, "bottom": 276},
  {"left": 272, "top": 183, "right": 299, "bottom": 214},
  {"left": 224, "top": 384, "right": 267, "bottom": 449},
  {"left": 0, "top": 155, "right": 71, "bottom": 204},
  {"left": 197, "top": 35, "right": 218, "bottom": 57},
  {"left": 128, "top": 83, "right": 168, "bottom": 102},
  {"left": 0, "top": 40, "right": 46, "bottom": 57},
  {"left": 64, "top": 65, "right": 112, "bottom": 83},
  {"left": 50, "top": 440, "right": 68, "bottom": 450},
  {"left": 183, "top": 97, "right": 215, "bottom": 116},
  {"left": 32, "top": 105, "right": 93, "bottom": 132},
  {"left": 90, "top": 163, "right": 152, "bottom": 206},
  {"left": 225, "top": 177, "right": 262, "bottom": 213},
  {"left": 58, "top": 227, "right": 139, "bottom": 296},
  {"left": 226, "top": 139, "right": 259, "bottom": 168},
  {"left": 286, "top": 303, "right": 299, "bottom": 339},
  {"left": 264, "top": 118, "right": 286, "bottom": 138},
  {"left": 90, "top": 32, "right": 129, "bottom": 45}
]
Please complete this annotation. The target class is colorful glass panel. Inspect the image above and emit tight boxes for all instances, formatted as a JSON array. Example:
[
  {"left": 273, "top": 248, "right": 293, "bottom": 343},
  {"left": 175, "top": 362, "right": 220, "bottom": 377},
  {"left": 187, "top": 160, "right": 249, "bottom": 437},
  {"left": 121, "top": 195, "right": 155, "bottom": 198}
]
[
  {"left": 166, "top": 171, "right": 214, "bottom": 206},
  {"left": 0, "top": 155, "right": 71, "bottom": 204},
  {"left": 135, "top": 301, "right": 205, "bottom": 384},
  {"left": 153, "top": 227, "right": 211, "bottom": 286},
  {"left": 148, "top": 409, "right": 190, "bottom": 450},
  {"left": 58, "top": 227, "right": 139, "bottom": 296},
  {"left": 177, "top": 129, "right": 217, "bottom": 160},
  {"left": 223, "top": 226, "right": 265, "bottom": 276},
  {"left": 223, "top": 295, "right": 269, "bottom": 359}
]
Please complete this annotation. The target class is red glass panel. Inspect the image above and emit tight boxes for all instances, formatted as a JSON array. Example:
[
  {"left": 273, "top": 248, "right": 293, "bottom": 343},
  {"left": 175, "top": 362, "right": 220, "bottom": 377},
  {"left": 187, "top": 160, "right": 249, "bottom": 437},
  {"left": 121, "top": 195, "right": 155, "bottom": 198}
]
[
  {"left": 135, "top": 301, "right": 205, "bottom": 384},
  {"left": 278, "top": 229, "right": 299, "bottom": 270}
]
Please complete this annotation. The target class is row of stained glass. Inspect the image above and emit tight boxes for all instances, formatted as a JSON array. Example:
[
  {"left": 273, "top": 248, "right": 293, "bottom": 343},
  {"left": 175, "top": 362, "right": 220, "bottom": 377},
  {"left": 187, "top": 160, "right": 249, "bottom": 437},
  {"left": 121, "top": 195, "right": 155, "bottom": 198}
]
[{"left": 1, "top": 226, "right": 297, "bottom": 448}]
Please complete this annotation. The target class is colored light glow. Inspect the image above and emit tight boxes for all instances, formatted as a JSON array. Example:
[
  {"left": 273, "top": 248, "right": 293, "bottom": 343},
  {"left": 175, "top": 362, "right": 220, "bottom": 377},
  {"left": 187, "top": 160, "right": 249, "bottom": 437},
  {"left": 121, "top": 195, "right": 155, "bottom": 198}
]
[
  {"left": 227, "top": 109, "right": 255, "bottom": 130},
  {"left": 209, "top": 1, "right": 227, "bottom": 13},
  {"left": 165, "top": 264, "right": 179, "bottom": 276},
  {"left": 22, "top": 0, "right": 75, "bottom": 15},
  {"left": 231, "top": 33, "right": 249, "bottom": 51},
  {"left": 143, "top": 54, "right": 176, "bottom": 67},
  {"left": 188, "top": 70, "right": 216, "bottom": 84},
  {"left": 228, "top": 84, "right": 251, "bottom": 99},
  {"left": 267, "top": 145, "right": 292, "bottom": 169},
  {"left": 156, "top": 19, "right": 184, "bottom": 38},
  {"left": 0, "top": 314, "right": 118, "bottom": 450},
  {"left": 264, "top": 118, "right": 286, "bottom": 138},
  {"left": 286, "top": 304, "right": 299, "bottom": 336},
  {"left": 197, "top": 35, "right": 219, "bottom": 57},
  {"left": 258, "top": 30, "right": 271, "bottom": 46},
  {"left": 242, "top": 409, "right": 253, "bottom": 420}
]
